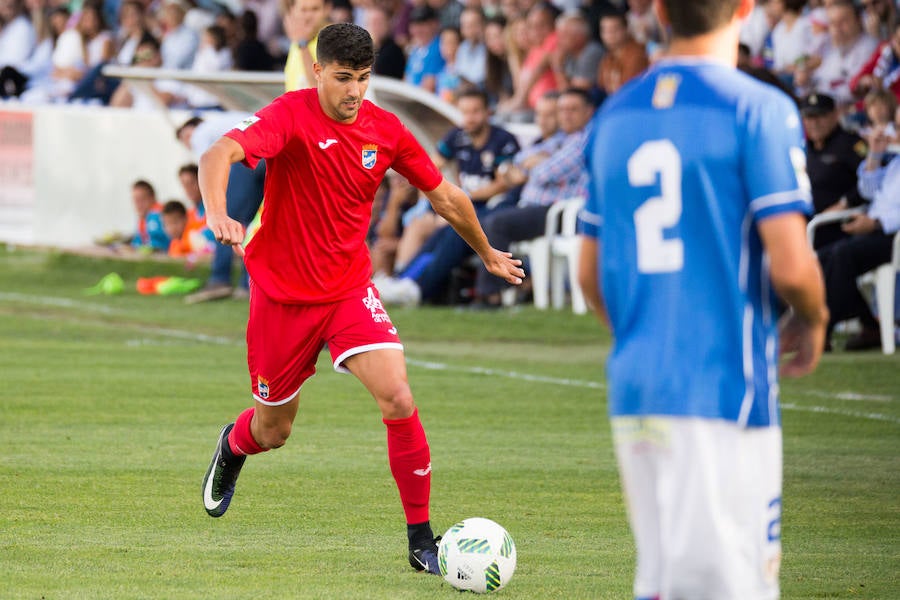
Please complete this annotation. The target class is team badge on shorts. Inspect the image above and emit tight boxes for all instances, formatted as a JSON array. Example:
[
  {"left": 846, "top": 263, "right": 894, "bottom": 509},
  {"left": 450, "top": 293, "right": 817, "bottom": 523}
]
[
  {"left": 361, "top": 144, "right": 378, "bottom": 170},
  {"left": 257, "top": 375, "right": 270, "bottom": 400}
]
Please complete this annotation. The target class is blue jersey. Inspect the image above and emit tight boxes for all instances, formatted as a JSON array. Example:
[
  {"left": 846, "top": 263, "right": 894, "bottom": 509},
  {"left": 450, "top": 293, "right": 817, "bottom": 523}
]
[{"left": 582, "top": 58, "right": 812, "bottom": 427}]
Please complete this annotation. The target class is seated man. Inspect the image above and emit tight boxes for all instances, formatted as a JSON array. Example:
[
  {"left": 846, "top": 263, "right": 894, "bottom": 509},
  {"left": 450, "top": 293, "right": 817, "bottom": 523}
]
[
  {"left": 377, "top": 88, "right": 521, "bottom": 305},
  {"left": 818, "top": 125, "right": 900, "bottom": 350},
  {"left": 474, "top": 87, "right": 595, "bottom": 307}
]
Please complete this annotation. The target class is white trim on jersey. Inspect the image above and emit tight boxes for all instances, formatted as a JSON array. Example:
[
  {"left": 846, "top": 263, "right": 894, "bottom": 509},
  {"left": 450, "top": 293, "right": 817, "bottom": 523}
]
[
  {"left": 738, "top": 213, "right": 755, "bottom": 428},
  {"left": 579, "top": 209, "right": 602, "bottom": 227},
  {"left": 333, "top": 342, "right": 405, "bottom": 374},
  {"left": 748, "top": 188, "right": 806, "bottom": 215}
]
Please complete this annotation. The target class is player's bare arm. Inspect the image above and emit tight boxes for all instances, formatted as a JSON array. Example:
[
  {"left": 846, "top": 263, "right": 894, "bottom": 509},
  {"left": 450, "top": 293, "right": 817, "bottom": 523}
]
[
  {"left": 576, "top": 236, "right": 609, "bottom": 327},
  {"left": 424, "top": 178, "right": 525, "bottom": 285},
  {"left": 199, "top": 136, "right": 248, "bottom": 252},
  {"left": 758, "top": 212, "right": 830, "bottom": 377}
]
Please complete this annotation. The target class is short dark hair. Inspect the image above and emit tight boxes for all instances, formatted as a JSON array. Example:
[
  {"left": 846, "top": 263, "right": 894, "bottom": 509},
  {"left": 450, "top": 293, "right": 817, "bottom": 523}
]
[
  {"left": 162, "top": 200, "right": 187, "bottom": 217},
  {"left": 132, "top": 179, "right": 156, "bottom": 196},
  {"left": 178, "top": 163, "right": 199, "bottom": 178},
  {"left": 316, "top": 23, "right": 374, "bottom": 69},
  {"left": 559, "top": 87, "right": 593, "bottom": 107},
  {"left": 175, "top": 116, "right": 203, "bottom": 141},
  {"left": 456, "top": 87, "right": 490, "bottom": 108},
  {"left": 660, "top": 0, "right": 741, "bottom": 38}
]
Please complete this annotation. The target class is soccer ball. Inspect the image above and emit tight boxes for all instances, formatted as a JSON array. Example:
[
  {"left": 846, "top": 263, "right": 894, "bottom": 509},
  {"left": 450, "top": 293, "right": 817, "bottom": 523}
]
[{"left": 438, "top": 518, "right": 517, "bottom": 593}]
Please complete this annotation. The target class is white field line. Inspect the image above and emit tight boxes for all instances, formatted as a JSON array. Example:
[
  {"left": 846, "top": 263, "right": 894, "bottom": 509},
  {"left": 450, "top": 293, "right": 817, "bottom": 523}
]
[{"left": 2, "top": 292, "right": 897, "bottom": 424}]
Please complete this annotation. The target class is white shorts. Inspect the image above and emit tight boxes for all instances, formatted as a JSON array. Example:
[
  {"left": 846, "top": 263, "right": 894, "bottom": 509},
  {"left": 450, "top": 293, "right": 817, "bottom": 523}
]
[{"left": 612, "top": 417, "right": 782, "bottom": 600}]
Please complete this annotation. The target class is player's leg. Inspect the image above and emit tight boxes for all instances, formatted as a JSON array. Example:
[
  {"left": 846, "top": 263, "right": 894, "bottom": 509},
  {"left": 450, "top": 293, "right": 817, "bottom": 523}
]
[
  {"left": 611, "top": 417, "right": 664, "bottom": 600},
  {"left": 342, "top": 347, "right": 440, "bottom": 574},
  {"left": 202, "top": 283, "right": 324, "bottom": 517},
  {"left": 658, "top": 419, "right": 782, "bottom": 600},
  {"left": 326, "top": 284, "right": 439, "bottom": 573}
]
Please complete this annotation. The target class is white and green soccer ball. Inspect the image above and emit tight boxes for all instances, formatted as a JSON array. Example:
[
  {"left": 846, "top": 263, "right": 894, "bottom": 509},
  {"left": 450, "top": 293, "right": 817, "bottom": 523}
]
[{"left": 438, "top": 518, "right": 517, "bottom": 594}]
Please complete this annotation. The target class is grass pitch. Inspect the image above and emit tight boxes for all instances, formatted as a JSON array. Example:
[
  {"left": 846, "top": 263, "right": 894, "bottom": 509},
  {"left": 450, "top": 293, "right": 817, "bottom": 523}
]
[{"left": 0, "top": 247, "right": 897, "bottom": 599}]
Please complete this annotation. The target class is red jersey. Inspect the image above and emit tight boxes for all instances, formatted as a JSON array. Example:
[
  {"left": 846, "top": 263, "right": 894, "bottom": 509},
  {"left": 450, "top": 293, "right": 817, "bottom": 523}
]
[{"left": 225, "top": 88, "right": 443, "bottom": 304}]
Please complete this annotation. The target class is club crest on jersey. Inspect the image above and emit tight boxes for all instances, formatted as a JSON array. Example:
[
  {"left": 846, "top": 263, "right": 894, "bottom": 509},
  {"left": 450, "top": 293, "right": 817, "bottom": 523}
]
[
  {"left": 257, "top": 376, "right": 269, "bottom": 399},
  {"left": 652, "top": 74, "right": 681, "bottom": 109},
  {"left": 361, "top": 144, "right": 378, "bottom": 170}
]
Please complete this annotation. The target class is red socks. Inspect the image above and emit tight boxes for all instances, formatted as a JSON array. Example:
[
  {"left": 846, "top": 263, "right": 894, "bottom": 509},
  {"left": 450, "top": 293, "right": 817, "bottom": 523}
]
[
  {"left": 228, "top": 407, "right": 266, "bottom": 456},
  {"left": 383, "top": 409, "right": 432, "bottom": 525}
]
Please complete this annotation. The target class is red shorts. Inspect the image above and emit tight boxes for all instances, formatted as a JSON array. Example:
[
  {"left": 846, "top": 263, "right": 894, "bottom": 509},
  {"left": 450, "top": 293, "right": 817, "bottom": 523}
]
[{"left": 247, "top": 281, "right": 403, "bottom": 405}]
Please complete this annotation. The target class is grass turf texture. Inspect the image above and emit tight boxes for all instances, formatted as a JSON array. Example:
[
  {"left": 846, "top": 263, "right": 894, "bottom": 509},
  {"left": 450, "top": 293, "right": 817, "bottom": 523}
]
[{"left": 0, "top": 246, "right": 897, "bottom": 599}]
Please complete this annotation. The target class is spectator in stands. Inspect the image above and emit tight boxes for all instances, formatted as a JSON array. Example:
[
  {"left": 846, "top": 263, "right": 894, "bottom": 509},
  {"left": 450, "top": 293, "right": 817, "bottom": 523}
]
[
  {"left": 184, "top": 24, "right": 233, "bottom": 109},
  {"left": 68, "top": 0, "right": 149, "bottom": 104},
  {"left": 549, "top": 10, "right": 604, "bottom": 93},
  {"left": 818, "top": 126, "right": 900, "bottom": 350},
  {"left": 769, "top": 0, "right": 813, "bottom": 89},
  {"left": 245, "top": 0, "right": 282, "bottom": 56},
  {"left": 428, "top": 0, "right": 462, "bottom": 29},
  {"left": 473, "top": 87, "right": 594, "bottom": 308},
  {"left": 370, "top": 172, "right": 419, "bottom": 278},
  {"left": 456, "top": 6, "right": 486, "bottom": 88},
  {"left": 864, "top": 87, "right": 898, "bottom": 135},
  {"left": 161, "top": 199, "right": 216, "bottom": 259},
  {"left": 0, "top": 5, "right": 68, "bottom": 99},
  {"left": 597, "top": 9, "right": 648, "bottom": 97},
  {"left": 851, "top": 21, "right": 900, "bottom": 104},
  {"left": 483, "top": 15, "right": 514, "bottom": 107},
  {"left": 233, "top": 10, "right": 275, "bottom": 71},
  {"left": 860, "top": 0, "right": 896, "bottom": 42},
  {"left": 176, "top": 115, "right": 266, "bottom": 303},
  {"left": 282, "top": 0, "right": 331, "bottom": 91},
  {"left": 377, "top": 88, "right": 521, "bottom": 306},
  {"left": 740, "top": 0, "right": 774, "bottom": 61},
  {"left": 795, "top": 0, "right": 878, "bottom": 110},
  {"left": 159, "top": 0, "right": 199, "bottom": 70},
  {"left": 435, "top": 26, "right": 462, "bottom": 103},
  {"left": 367, "top": 4, "right": 405, "bottom": 79},
  {"left": 177, "top": 163, "right": 206, "bottom": 226},
  {"left": 498, "top": 2, "right": 559, "bottom": 119},
  {"left": 404, "top": 5, "right": 444, "bottom": 93},
  {"left": 0, "top": 0, "right": 36, "bottom": 80},
  {"left": 130, "top": 179, "right": 170, "bottom": 252},
  {"left": 625, "top": 0, "right": 663, "bottom": 51},
  {"left": 108, "top": 36, "right": 185, "bottom": 109},
  {"left": 329, "top": 0, "right": 352, "bottom": 24},
  {"left": 802, "top": 92, "right": 868, "bottom": 249}
]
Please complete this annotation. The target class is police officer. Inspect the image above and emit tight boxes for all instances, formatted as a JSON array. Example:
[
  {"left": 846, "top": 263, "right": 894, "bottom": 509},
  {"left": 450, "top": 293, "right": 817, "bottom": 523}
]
[{"left": 801, "top": 92, "right": 869, "bottom": 249}]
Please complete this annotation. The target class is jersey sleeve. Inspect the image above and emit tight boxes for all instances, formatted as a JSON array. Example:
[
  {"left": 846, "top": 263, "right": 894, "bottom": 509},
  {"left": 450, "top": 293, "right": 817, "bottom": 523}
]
[
  {"left": 391, "top": 122, "right": 443, "bottom": 192},
  {"left": 224, "top": 95, "right": 296, "bottom": 170},
  {"left": 580, "top": 114, "right": 603, "bottom": 239},
  {"left": 741, "top": 93, "right": 813, "bottom": 222}
]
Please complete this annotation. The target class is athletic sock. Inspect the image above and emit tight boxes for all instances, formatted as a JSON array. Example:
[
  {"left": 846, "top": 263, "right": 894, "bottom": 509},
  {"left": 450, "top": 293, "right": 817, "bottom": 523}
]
[
  {"left": 228, "top": 407, "right": 267, "bottom": 456},
  {"left": 383, "top": 408, "right": 431, "bottom": 526}
]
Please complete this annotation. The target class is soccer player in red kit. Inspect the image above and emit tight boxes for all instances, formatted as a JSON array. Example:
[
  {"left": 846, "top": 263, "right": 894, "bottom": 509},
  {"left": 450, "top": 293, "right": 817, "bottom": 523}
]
[{"left": 198, "top": 22, "right": 525, "bottom": 575}]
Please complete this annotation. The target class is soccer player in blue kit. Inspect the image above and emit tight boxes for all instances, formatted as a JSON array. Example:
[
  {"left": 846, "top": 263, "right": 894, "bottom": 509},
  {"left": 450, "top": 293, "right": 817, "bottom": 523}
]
[{"left": 578, "top": 1, "right": 829, "bottom": 599}]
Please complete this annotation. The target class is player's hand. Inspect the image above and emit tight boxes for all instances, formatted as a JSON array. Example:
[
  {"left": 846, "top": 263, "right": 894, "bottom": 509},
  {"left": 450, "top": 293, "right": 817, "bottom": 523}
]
[
  {"left": 207, "top": 213, "right": 246, "bottom": 257},
  {"left": 778, "top": 309, "right": 828, "bottom": 378},
  {"left": 482, "top": 248, "right": 525, "bottom": 285}
]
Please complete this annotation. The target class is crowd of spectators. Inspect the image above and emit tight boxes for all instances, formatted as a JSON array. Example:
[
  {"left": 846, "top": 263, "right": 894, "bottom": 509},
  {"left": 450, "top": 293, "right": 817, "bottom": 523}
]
[{"left": 3, "top": 0, "right": 898, "bottom": 345}]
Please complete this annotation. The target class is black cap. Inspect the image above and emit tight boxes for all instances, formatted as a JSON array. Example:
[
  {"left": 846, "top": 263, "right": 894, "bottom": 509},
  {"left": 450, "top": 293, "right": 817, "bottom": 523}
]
[
  {"left": 799, "top": 93, "right": 836, "bottom": 116},
  {"left": 409, "top": 5, "right": 438, "bottom": 23}
]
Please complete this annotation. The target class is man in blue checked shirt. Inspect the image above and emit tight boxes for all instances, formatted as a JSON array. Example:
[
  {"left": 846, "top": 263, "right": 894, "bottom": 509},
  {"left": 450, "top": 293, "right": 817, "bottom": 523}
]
[
  {"left": 817, "top": 126, "right": 900, "bottom": 350},
  {"left": 473, "top": 87, "right": 594, "bottom": 307}
]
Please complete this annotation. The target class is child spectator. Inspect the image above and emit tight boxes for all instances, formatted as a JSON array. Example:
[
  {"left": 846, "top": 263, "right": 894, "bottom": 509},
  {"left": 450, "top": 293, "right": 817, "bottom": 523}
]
[
  {"left": 184, "top": 24, "right": 233, "bottom": 109},
  {"left": 130, "top": 180, "right": 170, "bottom": 252},
  {"left": 864, "top": 87, "right": 898, "bottom": 140},
  {"left": 161, "top": 200, "right": 215, "bottom": 258},
  {"left": 435, "top": 26, "right": 462, "bottom": 103}
]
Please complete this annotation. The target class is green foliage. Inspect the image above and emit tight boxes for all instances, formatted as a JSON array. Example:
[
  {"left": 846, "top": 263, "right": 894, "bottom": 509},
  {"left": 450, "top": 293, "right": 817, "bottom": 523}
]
[{"left": 0, "top": 247, "right": 897, "bottom": 599}]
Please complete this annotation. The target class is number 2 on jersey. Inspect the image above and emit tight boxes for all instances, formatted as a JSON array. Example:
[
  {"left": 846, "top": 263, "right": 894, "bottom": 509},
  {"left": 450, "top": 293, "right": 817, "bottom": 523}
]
[{"left": 628, "top": 140, "right": 683, "bottom": 273}]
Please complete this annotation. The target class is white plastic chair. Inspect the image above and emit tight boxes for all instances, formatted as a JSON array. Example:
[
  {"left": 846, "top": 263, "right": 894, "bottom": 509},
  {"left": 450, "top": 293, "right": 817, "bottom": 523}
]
[
  {"left": 503, "top": 197, "right": 585, "bottom": 311},
  {"left": 807, "top": 208, "right": 900, "bottom": 354},
  {"left": 549, "top": 198, "right": 587, "bottom": 314}
]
